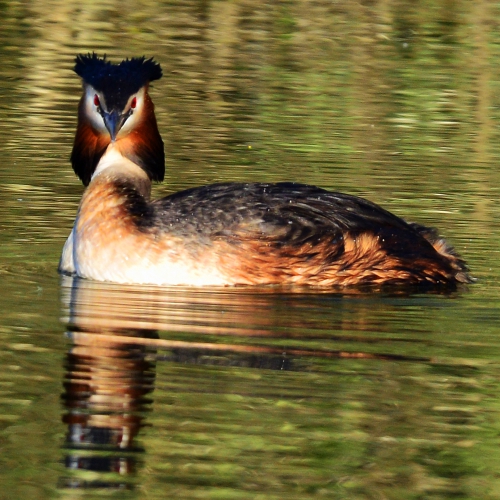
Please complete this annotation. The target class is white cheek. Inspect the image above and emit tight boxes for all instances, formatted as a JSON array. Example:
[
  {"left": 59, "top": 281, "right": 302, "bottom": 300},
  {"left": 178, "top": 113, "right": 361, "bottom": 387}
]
[
  {"left": 120, "top": 111, "right": 139, "bottom": 135},
  {"left": 84, "top": 88, "right": 106, "bottom": 133},
  {"left": 119, "top": 89, "right": 145, "bottom": 136}
]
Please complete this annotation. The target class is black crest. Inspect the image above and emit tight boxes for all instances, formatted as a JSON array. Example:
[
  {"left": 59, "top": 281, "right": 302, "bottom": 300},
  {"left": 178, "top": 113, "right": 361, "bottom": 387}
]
[{"left": 74, "top": 53, "right": 163, "bottom": 109}]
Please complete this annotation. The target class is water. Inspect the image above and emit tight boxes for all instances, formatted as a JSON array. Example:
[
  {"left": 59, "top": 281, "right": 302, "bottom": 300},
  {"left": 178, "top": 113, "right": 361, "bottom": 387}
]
[{"left": 1, "top": 1, "right": 499, "bottom": 498}]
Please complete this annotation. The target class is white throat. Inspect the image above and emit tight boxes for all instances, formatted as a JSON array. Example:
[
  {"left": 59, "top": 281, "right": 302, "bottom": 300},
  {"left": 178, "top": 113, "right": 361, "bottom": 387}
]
[{"left": 91, "top": 144, "right": 151, "bottom": 197}]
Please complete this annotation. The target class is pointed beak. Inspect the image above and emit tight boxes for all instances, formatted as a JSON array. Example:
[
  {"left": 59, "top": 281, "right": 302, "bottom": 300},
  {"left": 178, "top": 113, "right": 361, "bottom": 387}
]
[{"left": 103, "top": 109, "right": 129, "bottom": 142}]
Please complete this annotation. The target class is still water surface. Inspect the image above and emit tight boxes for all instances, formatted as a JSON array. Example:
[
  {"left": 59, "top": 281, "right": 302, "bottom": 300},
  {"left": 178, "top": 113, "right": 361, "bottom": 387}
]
[{"left": 1, "top": 1, "right": 500, "bottom": 498}]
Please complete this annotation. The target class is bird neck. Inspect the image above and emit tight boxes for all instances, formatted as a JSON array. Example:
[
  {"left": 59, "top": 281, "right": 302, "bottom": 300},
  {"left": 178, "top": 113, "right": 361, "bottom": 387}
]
[{"left": 90, "top": 144, "right": 152, "bottom": 199}]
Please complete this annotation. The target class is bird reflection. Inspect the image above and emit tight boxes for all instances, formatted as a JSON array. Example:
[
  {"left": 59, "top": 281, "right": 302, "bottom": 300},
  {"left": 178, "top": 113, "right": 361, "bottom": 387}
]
[
  {"left": 58, "top": 276, "right": 294, "bottom": 491},
  {"left": 59, "top": 277, "right": 159, "bottom": 490},
  {"left": 58, "top": 276, "right": 439, "bottom": 490}
]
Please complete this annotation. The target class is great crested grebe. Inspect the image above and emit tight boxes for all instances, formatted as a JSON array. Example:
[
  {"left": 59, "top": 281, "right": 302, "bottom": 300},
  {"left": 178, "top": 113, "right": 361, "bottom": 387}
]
[{"left": 59, "top": 53, "right": 471, "bottom": 287}]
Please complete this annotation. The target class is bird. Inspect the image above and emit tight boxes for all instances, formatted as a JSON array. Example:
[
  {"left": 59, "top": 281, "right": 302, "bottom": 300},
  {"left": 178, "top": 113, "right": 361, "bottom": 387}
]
[{"left": 59, "top": 53, "right": 471, "bottom": 288}]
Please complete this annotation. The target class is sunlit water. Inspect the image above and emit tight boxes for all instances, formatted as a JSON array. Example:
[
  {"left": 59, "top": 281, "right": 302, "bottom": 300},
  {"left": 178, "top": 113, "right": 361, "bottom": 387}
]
[{"left": 1, "top": 1, "right": 500, "bottom": 499}]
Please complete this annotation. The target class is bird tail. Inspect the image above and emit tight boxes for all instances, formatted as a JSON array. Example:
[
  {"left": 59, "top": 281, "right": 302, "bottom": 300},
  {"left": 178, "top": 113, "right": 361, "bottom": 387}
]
[{"left": 409, "top": 223, "right": 473, "bottom": 284}]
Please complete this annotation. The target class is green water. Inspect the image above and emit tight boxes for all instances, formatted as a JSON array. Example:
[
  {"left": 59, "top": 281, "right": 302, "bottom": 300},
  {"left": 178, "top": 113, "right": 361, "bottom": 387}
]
[{"left": 1, "top": 1, "right": 500, "bottom": 498}]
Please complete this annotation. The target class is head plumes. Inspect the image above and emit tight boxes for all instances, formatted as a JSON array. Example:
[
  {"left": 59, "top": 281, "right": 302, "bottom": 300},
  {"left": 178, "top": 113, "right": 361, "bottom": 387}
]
[
  {"left": 71, "top": 53, "right": 165, "bottom": 186},
  {"left": 74, "top": 53, "right": 163, "bottom": 110}
]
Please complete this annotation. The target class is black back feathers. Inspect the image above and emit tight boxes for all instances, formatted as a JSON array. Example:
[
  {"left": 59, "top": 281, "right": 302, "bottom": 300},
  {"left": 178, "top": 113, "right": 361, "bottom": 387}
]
[{"left": 74, "top": 53, "right": 163, "bottom": 110}]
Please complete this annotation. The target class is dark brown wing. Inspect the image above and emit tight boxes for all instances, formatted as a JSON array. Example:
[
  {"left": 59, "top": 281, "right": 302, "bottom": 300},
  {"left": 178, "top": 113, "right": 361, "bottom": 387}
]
[
  {"left": 151, "top": 182, "right": 468, "bottom": 286},
  {"left": 153, "top": 182, "right": 427, "bottom": 249}
]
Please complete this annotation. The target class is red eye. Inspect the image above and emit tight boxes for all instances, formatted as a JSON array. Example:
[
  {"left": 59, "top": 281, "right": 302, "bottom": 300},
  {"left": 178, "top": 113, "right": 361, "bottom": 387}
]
[
  {"left": 93, "top": 94, "right": 100, "bottom": 107},
  {"left": 131, "top": 97, "right": 137, "bottom": 109}
]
